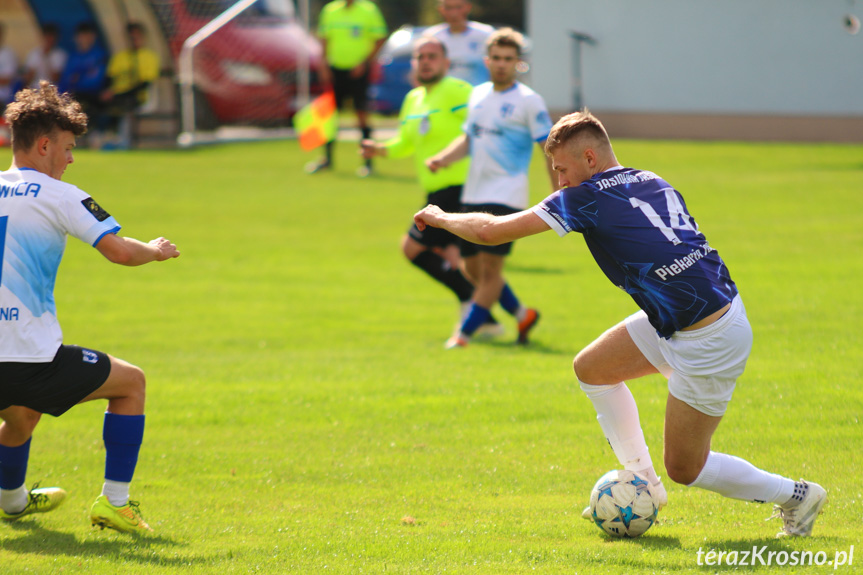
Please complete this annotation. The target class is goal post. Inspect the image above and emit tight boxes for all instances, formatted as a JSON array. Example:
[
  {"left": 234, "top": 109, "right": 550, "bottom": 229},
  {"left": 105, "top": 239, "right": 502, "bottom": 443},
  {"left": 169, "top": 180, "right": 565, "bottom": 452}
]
[
  {"left": 162, "top": 0, "right": 319, "bottom": 147},
  {"left": 178, "top": 0, "right": 259, "bottom": 141}
]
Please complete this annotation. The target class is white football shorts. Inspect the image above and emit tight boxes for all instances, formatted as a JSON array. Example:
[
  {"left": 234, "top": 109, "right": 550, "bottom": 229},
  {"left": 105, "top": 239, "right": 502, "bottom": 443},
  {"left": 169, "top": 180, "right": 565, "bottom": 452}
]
[{"left": 625, "top": 295, "right": 752, "bottom": 417}]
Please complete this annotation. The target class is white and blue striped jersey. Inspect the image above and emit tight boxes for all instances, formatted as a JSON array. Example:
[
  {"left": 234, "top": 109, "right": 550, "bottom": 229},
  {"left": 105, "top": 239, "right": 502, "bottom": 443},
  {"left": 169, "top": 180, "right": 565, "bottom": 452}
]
[
  {"left": 425, "top": 21, "right": 494, "bottom": 86},
  {"left": 462, "top": 81, "right": 552, "bottom": 209},
  {"left": 0, "top": 168, "right": 120, "bottom": 361},
  {"left": 534, "top": 167, "right": 738, "bottom": 338}
]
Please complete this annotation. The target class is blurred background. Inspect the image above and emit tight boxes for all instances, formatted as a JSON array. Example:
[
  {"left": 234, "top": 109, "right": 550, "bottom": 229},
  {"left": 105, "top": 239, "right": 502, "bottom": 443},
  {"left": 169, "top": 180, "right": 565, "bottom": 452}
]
[{"left": 0, "top": 0, "right": 859, "bottom": 147}]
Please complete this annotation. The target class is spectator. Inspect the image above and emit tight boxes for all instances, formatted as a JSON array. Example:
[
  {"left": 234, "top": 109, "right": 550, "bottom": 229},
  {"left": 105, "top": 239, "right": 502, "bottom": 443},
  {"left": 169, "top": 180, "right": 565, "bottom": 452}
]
[
  {"left": 100, "top": 22, "right": 160, "bottom": 149},
  {"left": 0, "top": 23, "right": 18, "bottom": 109},
  {"left": 59, "top": 22, "right": 108, "bottom": 135},
  {"left": 23, "top": 24, "right": 67, "bottom": 89}
]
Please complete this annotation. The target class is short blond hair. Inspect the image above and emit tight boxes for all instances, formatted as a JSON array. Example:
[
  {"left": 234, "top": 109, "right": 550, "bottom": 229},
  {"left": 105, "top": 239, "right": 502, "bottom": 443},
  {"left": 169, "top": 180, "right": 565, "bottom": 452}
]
[
  {"left": 544, "top": 109, "right": 611, "bottom": 156},
  {"left": 486, "top": 27, "right": 524, "bottom": 56}
]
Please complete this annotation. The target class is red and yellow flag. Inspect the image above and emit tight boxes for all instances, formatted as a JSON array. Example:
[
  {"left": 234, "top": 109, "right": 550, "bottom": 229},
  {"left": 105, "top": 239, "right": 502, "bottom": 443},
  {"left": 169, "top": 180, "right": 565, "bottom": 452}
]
[{"left": 292, "top": 91, "right": 338, "bottom": 151}]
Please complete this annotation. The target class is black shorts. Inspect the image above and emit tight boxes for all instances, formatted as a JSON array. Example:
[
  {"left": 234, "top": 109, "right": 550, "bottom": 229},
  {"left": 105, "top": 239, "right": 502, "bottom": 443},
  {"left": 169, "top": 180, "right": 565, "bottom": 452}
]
[
  {"left": 331, "top": 66, "right": 371, "bottom": 112},
  {"left": 0, "top": 345, "right": 112, "bottom": 417},
  {"left": 408, "top": 186, "right": 463, "bottom": 249},
  {"left": 460, "top": 203, "right": 519, "bottom": 257}
]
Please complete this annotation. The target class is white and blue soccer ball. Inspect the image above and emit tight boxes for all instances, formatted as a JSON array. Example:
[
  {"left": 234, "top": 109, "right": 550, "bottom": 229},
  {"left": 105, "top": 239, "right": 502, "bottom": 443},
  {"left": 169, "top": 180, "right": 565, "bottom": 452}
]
[{"left": 588, "top": 469, "right": 659, "bottom": 538}]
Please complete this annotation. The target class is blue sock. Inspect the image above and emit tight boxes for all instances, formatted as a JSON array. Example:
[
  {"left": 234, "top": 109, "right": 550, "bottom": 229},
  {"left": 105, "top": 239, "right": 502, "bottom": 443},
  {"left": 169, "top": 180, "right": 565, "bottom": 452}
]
[
  {"left": 0, "top": 437, "right": 31, "bottom": 490},
  {"left": 461, "top": 304, "right": 491, "bottom": 336},
  {"left": 103, "top": 413, "right": 145, "bottom": 483},
  {"left": 499, "top": 283, "right": 521, "bottom": 316}
]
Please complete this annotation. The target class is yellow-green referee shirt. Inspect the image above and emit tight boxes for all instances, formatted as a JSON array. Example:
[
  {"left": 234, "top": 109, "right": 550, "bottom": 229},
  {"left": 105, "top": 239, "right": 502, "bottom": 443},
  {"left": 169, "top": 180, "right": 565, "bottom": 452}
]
[
  {"left": 384, "top": 76, "right": 472, "bottom": 193},
  {"left": 317, "top": 0, "right": 387, "bottom": 70}
]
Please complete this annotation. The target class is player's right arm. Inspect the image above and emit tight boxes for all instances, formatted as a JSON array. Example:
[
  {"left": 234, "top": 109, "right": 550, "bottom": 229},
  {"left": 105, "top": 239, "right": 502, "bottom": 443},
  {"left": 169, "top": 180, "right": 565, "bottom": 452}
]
[
  {"left": 414, "top": 204, "right": 550, "bottom": 245},
  {"left": 426, "top": 133, "right": 469, "bottom": 173},
  {"left": 360, "top": 139, "right": 385, "bottom": 159},
  {"left": 315, "top": 8, "right": 333, "bottom": 86},
  {"left": 363, "top": 88, "right": 416, "bottom": 160},
  {"left": 316, "top": 38, "right": 332, "bottom": 86},
  {"left": 96, "top": 233, "right": 179, "bottom": 266}
]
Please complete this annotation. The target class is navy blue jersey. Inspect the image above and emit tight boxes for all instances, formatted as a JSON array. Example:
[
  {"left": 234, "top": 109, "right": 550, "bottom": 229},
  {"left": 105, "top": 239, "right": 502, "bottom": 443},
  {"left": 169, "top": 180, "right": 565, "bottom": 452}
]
[{"left": 533, "top": 167, "right": 737, "bottom": 338}]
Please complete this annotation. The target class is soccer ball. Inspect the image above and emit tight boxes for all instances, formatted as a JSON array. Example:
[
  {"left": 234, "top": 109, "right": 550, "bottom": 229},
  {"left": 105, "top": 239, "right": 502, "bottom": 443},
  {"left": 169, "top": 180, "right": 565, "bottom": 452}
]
[{"left": 588, "top": 469, "right": 659, "bottom": 538}]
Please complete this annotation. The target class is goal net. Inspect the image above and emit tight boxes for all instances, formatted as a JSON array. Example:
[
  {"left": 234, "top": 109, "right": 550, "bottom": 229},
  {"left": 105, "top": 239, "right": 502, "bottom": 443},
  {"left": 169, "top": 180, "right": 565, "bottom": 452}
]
[{"left": 149, "top": 0, "right": 322, "bottom": 145}]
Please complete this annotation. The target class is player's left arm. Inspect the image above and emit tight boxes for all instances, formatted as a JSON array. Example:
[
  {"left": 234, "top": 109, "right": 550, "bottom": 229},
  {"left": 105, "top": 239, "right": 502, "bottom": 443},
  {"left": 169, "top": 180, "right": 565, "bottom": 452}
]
[
  {"left": 369, "top": 38, "right": 386, "bottom": 63},
  {"left": 353, "top": 9, "right": 387, "bottom": 78},
  {"left": 354, "top": 37, "right": 386, "bottom": 78},
  {"left": 414, "top": 205, "right": 550, "bottom": 245},
  {"left": 368, "top": 5, "right": 388, "bottom": 62},
  {"left": 96, "top": 233, "right": 180, "bottom": 266},
  {"left": 365, "top": 90, "right": 414, "bottom": 159},
  {"left": 426, "top": 133, "right": 469, "bottom": 173}
]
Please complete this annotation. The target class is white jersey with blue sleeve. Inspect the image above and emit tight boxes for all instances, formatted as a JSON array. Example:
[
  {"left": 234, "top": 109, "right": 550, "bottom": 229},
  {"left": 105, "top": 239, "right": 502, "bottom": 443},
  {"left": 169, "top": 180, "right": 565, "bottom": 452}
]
[
  {"left": 462, "top": 81, "right": 552, "bottom": 210},
  {"left": 0, "top": 168, "right": 121, "bottom": 361},
  {"left": 533, "top": 167, "right": 738, "bottom": 338},
  {"left": 425, "top": 21, "right": 494, "bottom": 86}
]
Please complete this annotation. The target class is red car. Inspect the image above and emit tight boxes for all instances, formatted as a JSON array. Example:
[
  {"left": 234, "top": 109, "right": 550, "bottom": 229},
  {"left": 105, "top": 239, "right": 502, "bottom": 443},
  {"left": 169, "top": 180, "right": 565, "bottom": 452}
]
[{"left": 152, "top": 0, "right": 324, "bottom": 127}]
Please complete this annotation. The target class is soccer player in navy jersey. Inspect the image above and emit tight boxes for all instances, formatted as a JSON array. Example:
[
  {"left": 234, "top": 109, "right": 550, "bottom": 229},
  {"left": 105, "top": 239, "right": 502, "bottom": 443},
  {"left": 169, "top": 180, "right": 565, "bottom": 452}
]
[
  {"left": 0, "top": 82, "right": 179, "bottom": 533},
  {"left": 414, "top": 110, "right": 826, "bottom": 537}
]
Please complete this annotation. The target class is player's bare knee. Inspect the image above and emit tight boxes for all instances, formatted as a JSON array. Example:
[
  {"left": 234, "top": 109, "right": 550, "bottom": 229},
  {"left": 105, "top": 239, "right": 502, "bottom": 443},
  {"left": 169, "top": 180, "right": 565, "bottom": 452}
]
[
  {"left": 573, "top": 351, "right": 606, "bottom": 385},
  {"left": 25, "top": 410, "right": 42, "bottom": 430},
  {"left": 479, "top": 269, "right": 501, "bottom": 285},
  {"left": 664, "top": 454, "right": 702, "bottom": 485},
  {"left": 123, "top": 365, "right": 147, "bottom": 404},
  {"left": 401, "top": 235, "right": 422, "bottom": 260},
  {"left": 2, "top": 410, "right": 42, "bottom": 441},
  {"left": 572, "top": 355, "right": 582, "bottom": 378},
  {"left": 133, "top": 366, "right": 147, "bottom": 395}
]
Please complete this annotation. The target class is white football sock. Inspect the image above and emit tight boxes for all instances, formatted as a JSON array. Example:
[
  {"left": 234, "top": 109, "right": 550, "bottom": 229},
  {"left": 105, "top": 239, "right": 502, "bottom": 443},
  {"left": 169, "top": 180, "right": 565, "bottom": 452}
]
[
  {"left": 579, "top": 380, "right": 659, "bottom": 485},
  {"left": 101, "top": 480, "right": 130, "bottom": 507},
  {"left": 0, "top": 485, "right": 28, "bottom": 514},
  {"left": 688, "top": 451, "right": 795, "bottom": 504}
]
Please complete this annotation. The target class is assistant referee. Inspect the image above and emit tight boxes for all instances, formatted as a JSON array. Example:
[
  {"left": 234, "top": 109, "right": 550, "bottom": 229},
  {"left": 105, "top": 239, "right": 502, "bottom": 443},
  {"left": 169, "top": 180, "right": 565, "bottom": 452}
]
[{"left": 310, "top": 0, "right": 387, "bottom": 177}]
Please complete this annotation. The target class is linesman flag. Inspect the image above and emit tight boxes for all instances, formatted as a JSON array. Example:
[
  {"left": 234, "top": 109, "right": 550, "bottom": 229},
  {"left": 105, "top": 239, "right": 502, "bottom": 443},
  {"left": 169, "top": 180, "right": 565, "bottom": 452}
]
[{"left": 293, "top": 91, "right": 338, "bottom": 151}]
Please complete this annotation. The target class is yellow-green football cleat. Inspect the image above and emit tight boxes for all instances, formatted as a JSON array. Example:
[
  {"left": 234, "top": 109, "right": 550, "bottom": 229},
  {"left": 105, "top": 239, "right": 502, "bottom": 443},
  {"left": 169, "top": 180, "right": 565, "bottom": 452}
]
[
  {"left": 90, "top": 495, "right": 154, "bottom": 534},
  {"left": 0, "top": 485, "right": 67, "bottom": 521}
]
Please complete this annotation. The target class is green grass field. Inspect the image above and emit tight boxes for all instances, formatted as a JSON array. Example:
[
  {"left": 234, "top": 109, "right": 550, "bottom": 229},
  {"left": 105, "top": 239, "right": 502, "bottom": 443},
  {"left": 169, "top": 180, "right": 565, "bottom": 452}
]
[{"left": 0, "top": 137, "right": 861, "bottom": 574}]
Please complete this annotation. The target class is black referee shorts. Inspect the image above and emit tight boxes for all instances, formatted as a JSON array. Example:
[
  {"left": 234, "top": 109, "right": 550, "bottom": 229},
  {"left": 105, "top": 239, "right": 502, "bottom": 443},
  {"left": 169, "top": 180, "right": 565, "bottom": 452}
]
[
  {"left": 331, "top": 66, "right": 371, "bottom": 112},
  {"left": 0, "top": 345, "right": 112, "bottom": 417},
  {"left": 408, "top": 185, "right": 464, "bottom": 249},
  {"left": 459, "top": 203, "right": 520, "bottom": 257}
]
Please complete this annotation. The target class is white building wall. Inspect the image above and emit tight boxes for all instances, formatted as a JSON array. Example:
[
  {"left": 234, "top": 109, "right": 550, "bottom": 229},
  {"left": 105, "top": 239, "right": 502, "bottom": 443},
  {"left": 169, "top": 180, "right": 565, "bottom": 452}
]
[{"left": 527, "top": 0, "right": 863, "bottom": 117}]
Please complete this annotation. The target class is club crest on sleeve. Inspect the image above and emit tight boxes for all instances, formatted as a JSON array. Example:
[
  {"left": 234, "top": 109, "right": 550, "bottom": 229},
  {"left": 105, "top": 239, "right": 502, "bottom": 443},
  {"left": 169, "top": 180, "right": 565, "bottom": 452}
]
[
  {"left": 81, "top": 197, "right": 111, "bottom": 222},
  {"left": 81, "top": 349, "right": 99, "bottom": 364}
]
